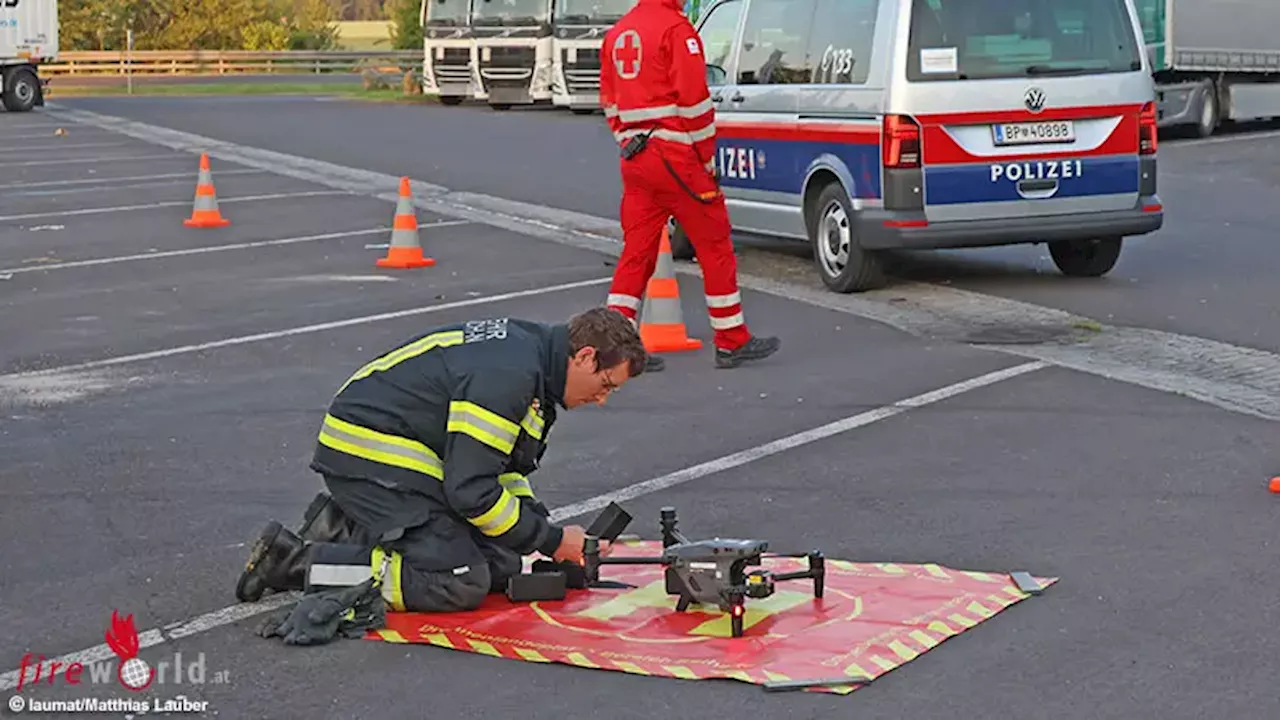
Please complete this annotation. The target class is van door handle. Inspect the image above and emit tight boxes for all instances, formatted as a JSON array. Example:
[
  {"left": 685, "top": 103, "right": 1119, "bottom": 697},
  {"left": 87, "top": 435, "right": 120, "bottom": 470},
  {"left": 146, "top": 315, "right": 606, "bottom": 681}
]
[
  {"left": 711, "top": 93, "right": 723, "bottom": 103},
  {"left": 730, "top": 92, "right": 744, "bottom": 102}
]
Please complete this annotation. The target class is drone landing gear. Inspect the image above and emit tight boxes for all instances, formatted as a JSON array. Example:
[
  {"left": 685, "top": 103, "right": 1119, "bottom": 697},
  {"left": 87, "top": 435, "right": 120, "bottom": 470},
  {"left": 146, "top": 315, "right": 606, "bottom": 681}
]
[{"left": 673, "top": 590, "right": 749, "bottom": 638}]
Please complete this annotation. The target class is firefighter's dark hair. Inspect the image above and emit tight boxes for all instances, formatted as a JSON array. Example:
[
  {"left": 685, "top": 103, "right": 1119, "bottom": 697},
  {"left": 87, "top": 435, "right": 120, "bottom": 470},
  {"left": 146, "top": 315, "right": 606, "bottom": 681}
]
[{"left": 568, "top": 306, "right": 649, "bottom": 377}]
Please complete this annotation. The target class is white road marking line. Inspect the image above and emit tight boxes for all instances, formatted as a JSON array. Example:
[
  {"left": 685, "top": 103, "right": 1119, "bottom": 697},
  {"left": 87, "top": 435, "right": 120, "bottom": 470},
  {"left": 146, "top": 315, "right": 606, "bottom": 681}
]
[
  {"left": 0, "top": 276, "right": 613, "bottom": 381},
  {"left": 6, "top": 178, "right": 227, "bottom": 197},
  {"left": 0, "top": 360, "right": 1045, "bottom": 692},
  {"left": 0, "top": 168, "right": 265, "bottom": 190},
  {"left": 0, "top": 153, "right": 183, "bottom": 167},
  {"left": 2, "top": 130, "right": 114, "bottom": 141},
  {"left": 0, "top": 141, "right": 130, "bottom": 153},
  {"left": 0, "top": 190, "right": 351, "bottom": 222},
  {"left": 0, "top": 223, "right": 467, "bottom": 275},
  {"left": 50, "top": 105, "right": 1280, "bottom": 421}
]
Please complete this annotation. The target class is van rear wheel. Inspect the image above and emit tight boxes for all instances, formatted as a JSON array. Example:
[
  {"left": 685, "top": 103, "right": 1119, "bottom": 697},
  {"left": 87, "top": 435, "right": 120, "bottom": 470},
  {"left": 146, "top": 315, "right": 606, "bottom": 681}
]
[
  {"left": 809, "top": 183, "right": 885, "bottom": 293},
  {"left": 668, "top": 218, "right": 695, "bottom": 260},
  {"left": 1048, "top": 237, "right": 1122, "bottom": 277}
]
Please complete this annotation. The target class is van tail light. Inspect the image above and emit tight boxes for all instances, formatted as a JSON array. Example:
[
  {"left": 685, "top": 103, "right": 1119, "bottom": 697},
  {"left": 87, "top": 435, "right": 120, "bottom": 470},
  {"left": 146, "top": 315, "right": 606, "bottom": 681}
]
[
  {"left": 1139, "top": 101, "right": 1157, "bottom": 155},
  {"left": 883, "top": 114, "right": 921, "bottom": 168}
]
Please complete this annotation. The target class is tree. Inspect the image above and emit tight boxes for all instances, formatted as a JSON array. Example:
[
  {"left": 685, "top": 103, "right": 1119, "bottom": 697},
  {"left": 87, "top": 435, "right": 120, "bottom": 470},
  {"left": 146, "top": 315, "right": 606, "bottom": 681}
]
[{"left": 386, "top": 0, "right": 422, "bottom": 51}]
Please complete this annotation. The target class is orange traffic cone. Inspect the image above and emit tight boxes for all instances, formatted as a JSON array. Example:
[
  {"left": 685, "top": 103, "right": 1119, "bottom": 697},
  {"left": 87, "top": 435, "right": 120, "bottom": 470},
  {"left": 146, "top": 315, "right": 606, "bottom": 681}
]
[
  {"left": 376, "top": 177, "right": 435, "bottom": 269},
  {"left": 183, "top": 153, "right": 230, "bottom": 228},
  {"left": 638, "top": 226, "right": 702, "bottom": 353}
]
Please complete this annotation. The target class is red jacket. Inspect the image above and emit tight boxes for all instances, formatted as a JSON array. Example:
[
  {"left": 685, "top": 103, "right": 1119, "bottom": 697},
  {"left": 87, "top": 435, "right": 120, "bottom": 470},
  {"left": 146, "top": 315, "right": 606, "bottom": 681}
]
[{"left": 599, "top": 0, "right": 717, "bottom": 174}]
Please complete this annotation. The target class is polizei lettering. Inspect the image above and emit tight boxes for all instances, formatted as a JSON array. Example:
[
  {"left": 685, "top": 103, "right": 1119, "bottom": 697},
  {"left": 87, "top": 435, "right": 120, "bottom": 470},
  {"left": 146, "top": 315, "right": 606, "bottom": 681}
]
[
  {"left": 717, "top": 146, "right": 757, "bottom": 180},
  {"left": 989, "top": 160, "right": 1083, "bottom": 183}
]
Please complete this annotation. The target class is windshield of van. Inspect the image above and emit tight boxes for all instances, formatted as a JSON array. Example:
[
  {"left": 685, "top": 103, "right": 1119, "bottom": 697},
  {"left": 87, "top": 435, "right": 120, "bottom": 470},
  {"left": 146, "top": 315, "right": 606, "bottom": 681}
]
[
  {"left": 473, "top": 0, "right": 550, "bottom": 25},
  {"left": 426, "top": 0, "right": 471, "bottom": 26},
  {"left": 555, "top": 0, "right": 636, "bottom": 24},
  {"left": 906, "top": 0, "right": 1144, "bottom": 81}
]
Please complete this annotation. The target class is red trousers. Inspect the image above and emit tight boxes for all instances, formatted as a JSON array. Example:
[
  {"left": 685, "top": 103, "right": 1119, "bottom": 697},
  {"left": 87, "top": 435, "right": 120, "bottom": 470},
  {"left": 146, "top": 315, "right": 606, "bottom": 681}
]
[{"left": 606, "top": 142, "right": 751, "bottom": 351}]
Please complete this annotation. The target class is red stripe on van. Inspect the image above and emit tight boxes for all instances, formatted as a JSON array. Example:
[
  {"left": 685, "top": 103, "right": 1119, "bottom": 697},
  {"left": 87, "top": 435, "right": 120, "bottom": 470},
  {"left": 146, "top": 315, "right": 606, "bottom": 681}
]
[
  {"left": 716, "top": 121, "right": 880, "bottom": 145},
  {"left": 913, "top": 103, "right": 1145, "bottom": 125},
  {"left": 918, "top": 104, "right": 1143, "bottom": 165}
]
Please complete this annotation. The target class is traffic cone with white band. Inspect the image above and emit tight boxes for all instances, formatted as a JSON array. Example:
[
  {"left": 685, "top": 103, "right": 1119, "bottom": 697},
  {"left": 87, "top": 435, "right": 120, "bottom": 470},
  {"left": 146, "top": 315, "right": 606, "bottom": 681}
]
[
  {"left": 183, "top": 153, "right": 230, "bottom": 228},
  {"left": 638, "top": 227, "right": 702, "bottom": 353},
  {"left": 376, "top": 177, "right": 435, "bottom": 269}
]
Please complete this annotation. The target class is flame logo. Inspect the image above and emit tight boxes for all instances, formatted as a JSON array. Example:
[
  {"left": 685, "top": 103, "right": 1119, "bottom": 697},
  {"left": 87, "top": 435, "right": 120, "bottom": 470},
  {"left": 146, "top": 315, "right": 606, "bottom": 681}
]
[{"left": 104, "top": 610, "right": 154, "bottom": 692}]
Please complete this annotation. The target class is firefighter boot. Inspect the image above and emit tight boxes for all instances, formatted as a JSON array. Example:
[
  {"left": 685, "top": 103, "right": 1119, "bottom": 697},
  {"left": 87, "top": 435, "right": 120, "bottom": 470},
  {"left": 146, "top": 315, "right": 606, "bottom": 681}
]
[
  {"left": 715, "top": 335, "right": 781, "bottom": 369},
  {"left": 296, "top": 491, "right": 354, "bottom": 544},
  {"left": 235, "top": 521, "right": 309, "bottom": 603}
]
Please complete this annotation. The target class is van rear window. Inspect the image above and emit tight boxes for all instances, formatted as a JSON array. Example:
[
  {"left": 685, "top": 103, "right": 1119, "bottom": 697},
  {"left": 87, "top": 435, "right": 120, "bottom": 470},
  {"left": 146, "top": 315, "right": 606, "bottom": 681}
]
[{"left": 906, "top": 0, "right": 1144, "bottom": 81}]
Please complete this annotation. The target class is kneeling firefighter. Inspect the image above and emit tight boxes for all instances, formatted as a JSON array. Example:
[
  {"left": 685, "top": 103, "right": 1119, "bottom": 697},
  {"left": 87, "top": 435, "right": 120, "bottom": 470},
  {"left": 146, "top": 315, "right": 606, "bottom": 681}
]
[{"left": 238, "top": 307, "right": 647, "bottom": 645}]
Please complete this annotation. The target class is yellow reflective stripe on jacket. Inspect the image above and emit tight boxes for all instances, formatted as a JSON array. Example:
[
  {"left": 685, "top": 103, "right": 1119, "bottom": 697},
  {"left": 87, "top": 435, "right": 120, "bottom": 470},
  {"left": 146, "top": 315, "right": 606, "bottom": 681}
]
[
  {"left": 447, "top": 400, "right": 520, "bottom": 454},
  {"left": 520, "top": 403, "right": 544, "bottom": 440},
  {"left": 471, "top": 488, "right": 521, "bottom": 537},
  {"left": 317, "top": 414, "right": 444, "bottom": 479},
  {"left": 338, "top": 330, "right": 466, "bottom": 394},
  {"left": 371, "top": 546, "right": 406, "bottom": 612},
  {"left": 498, "top": 472, "right": 535, "bottom": 499}
]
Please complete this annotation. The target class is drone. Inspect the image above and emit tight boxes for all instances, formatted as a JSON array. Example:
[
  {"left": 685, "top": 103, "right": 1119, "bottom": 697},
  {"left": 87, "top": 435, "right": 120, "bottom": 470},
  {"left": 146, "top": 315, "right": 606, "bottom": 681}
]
[{"left": 510, "top": 502, "right": 825, "bottom": 639}]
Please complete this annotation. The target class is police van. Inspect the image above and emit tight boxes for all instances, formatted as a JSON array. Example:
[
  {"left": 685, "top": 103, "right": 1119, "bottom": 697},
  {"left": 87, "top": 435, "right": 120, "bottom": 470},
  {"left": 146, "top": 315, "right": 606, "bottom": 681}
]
[{"left": 675, "top": 0, "right": 1163, "bottom": 292}]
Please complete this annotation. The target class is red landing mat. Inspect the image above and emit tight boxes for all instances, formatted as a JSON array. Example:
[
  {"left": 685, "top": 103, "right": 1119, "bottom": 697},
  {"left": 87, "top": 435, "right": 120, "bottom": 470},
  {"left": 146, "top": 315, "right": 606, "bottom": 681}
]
[{"left": 366, "top": 541, "right": 1056, "bottom": 694}]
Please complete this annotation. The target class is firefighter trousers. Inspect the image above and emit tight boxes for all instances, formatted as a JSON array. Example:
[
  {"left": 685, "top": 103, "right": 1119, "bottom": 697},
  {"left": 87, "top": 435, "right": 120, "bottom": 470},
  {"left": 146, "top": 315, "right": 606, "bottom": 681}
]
[
  {"left": 606, "top": 142, "right": 752, "bottom": 351},
  {"left": 304, "top": 474, "right": 522, "bottom": 613}
]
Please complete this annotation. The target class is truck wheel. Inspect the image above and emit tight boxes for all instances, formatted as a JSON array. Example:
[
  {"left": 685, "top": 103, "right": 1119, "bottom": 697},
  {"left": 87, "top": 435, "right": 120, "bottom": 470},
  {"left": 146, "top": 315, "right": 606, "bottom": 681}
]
[
  {"left": 570, "top": 108, "right": 595, "bottom": 115},
  {"left": 668, "top": 218, "right": 695, "bottom": 260},
  {"left": 1048, "top": 237, "right": 1122, "bottom": 277},
  {"left": 1195, "top": 81, "right": 1218, "bottom": 138},
  {"left": 439, "top": 96, "right": 463, "bottom": 106},
  {"left": 1, "top": 67, "right": 39, "bottom": 113},
  {"left": 491, "top": 103, "right": 512, "bottom": 111},
  {"left": 807, "top": 182, "right": 886, "bottom": 293}
]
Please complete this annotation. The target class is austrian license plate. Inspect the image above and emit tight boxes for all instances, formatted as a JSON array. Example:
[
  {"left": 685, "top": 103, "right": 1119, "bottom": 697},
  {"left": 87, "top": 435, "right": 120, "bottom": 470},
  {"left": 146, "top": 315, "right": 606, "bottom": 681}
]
[{"left": 992, "top": 120, "right": 1075, "bottom": 146}]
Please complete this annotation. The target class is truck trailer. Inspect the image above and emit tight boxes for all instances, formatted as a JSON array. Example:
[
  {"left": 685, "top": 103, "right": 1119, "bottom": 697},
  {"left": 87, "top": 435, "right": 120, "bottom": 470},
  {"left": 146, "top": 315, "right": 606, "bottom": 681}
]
[
  {"left": 1139, "top": 0, "right": 1280, "bottom": 136},
  {"left": 421, "top": 0, "right": 485, "bottom": 105},
  {"left": 0, "top": 0, "right": 56, "bottom": 112},
  {"left": 549, "top": 0, "right": 637, "bottom": 113}
]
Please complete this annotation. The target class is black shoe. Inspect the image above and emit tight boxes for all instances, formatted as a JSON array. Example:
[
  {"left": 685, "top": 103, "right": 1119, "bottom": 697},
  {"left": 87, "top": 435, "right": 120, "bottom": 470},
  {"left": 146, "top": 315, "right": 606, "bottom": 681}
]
[
  {"left": 236, "top": 521, "right": 308, "bottom": 603},
  {"left": 644, "top": 355, "right": 665, "bottom": 373},
  {"left": 297, "top": 491, "right": 354, "bottom": 543},
  {"left": 715, "top": 336, "right": 781, "bottom": 369}
]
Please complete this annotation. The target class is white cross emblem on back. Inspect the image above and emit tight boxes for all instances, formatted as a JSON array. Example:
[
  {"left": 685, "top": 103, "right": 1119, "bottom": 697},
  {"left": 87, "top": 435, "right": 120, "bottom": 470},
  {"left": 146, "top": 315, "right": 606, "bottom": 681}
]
[{"left": 613, "top": 30, "right": 642, "bottom": 79}]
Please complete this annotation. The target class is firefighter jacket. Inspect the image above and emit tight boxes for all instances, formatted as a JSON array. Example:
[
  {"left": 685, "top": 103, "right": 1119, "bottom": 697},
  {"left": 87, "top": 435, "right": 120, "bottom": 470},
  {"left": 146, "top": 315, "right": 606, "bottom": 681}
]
[
  {"left": 599, "top": 0, "right": 718, "bottom": 176},
  {"left": 309, "top": 316, "right": 567, "bottom": 559}
]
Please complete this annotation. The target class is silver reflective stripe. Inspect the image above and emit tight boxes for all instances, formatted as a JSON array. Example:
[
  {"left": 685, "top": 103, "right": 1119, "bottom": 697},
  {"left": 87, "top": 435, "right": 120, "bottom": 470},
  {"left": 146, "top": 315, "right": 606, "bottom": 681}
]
[
  {"left": 614, "top": 124, "right": 715, "bottom": 145},
  {"left": 607, "top": 292, "right": 641, "bottom": 310},
  {"left": 474, "top": 496, "right": 519, "bottom": 536},
  {"left": 709, "top": 312, "right": 745, "bottom": 330},
  {"left": 520, "top": 408, "right": 544, "bottom": 439},
  {"left": 603, "top": 104, "right": 618, "bottom": 117},
  {"left": 499, "top": 473, "right": 534, "bottom": 498},
  {"left": 615, "top": 98, "right": 714, "bottom": 122},
  {"left": 319, "top": 415, "right": 443, "bottom": 478},
  {"left": 706, "top": 291, "right": 741, "bottom": 308},
  {"left": 309, "top": 563, "right": 370, "bottom": 587},
  {"left": 447, "top": 403, "right": 519, "bottom": 451}
]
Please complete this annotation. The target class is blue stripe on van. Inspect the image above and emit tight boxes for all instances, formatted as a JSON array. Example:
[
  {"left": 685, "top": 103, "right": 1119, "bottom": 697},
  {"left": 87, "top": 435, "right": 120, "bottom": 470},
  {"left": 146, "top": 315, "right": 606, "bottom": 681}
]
[
  {"left": 714, "top": 131, "right": 883, "bottom": 199},
  {"left": 924, "top": 155, "right": 1139, "bottom": 206}
]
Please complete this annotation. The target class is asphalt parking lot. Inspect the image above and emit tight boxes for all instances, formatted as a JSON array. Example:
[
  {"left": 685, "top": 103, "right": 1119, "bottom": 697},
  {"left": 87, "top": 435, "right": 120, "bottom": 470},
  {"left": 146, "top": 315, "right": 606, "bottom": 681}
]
[{"left": 0, "top": 100, "right": 1277, "bottom": 720}]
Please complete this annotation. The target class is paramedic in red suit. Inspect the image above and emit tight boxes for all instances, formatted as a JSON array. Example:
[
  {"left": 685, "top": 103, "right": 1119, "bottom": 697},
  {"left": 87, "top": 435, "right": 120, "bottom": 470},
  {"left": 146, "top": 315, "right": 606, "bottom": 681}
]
[{"left": 599, "top": 0, "right": 780, "bottom": 370}]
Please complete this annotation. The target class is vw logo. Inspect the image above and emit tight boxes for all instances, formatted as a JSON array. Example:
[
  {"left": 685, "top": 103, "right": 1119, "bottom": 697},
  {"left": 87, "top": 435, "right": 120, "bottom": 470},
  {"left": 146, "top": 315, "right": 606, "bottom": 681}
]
[{"left": 1024, "top": 87, "right": 1046, "bottom": 113}]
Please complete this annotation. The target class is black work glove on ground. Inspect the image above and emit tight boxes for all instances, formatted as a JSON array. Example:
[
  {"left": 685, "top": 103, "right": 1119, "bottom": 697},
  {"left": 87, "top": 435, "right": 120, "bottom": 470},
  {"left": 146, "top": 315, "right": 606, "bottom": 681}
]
[{"left": 256, "top": 579, "right": 387, "bottom": 646}]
